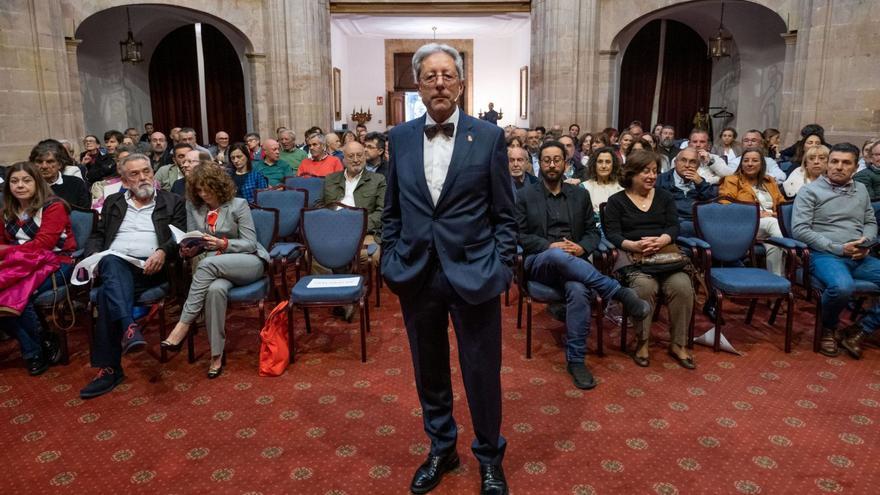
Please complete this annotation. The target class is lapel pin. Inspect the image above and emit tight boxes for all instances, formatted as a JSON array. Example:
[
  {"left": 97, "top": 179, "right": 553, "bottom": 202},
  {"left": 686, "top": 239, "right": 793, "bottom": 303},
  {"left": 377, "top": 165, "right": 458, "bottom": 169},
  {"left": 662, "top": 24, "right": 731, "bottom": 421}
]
[{"left": 467, "top": 134, "right": 473, "bottom": 142}]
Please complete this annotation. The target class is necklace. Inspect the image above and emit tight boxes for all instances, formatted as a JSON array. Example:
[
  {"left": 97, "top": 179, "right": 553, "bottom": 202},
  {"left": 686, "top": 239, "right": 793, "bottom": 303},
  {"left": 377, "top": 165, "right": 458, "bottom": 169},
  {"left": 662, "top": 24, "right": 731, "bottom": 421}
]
[{"left": 627, "top": 190, "right": 652, "bottom": 210}]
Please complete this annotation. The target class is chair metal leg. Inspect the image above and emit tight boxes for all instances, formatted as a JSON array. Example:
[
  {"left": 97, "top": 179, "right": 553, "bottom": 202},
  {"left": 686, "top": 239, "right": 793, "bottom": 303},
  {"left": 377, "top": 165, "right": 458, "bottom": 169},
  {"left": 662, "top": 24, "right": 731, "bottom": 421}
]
[
  {"left": 287, "top": 304, "right": 295, "bottom": 363},
  {"left": 157, "top": 301, "right": 167, "bottom": 363},
  {"left": 745, "top": 298, "right": 757, "bottom": 325},
  {"left": 687, "top": 296, "right": 696, "bottom": 349},
  {"left": 516, "top": 289, "right": 523, "bottom": 329},
  {"left": 58, "top": 328, "right": 70, "bottom": 365},
  {"left": 359, "top": 300, "right": 367, "bottom": 363},
  {"left": 304, "top": 307, "right": 312, "bottom": 334},
  {"left": 714, "top": 292, "right": 724, "bottom": 352},
  {"left": 813, "top": 290, "right": 822, "bottom": 353},
  {"left": 375, "top": 264, "right": 381, "bottom": 308},
  {"left": 526, "top": 298, "right": 533, "bottom": 359},
  {"left": 595, "top": 296, "right": 604, "bottom": 357},
  {"left": 187, "top": 322, "right": 196, "bottom": 364},
  {"left": 768, "top": 298, "right": 782, "bottom": 326},
  {"left": 785, "top": 292, "right": 794, "bottom": 353},
  {"left": 620, "top": 309, "right": 628, "bottom": 353}
]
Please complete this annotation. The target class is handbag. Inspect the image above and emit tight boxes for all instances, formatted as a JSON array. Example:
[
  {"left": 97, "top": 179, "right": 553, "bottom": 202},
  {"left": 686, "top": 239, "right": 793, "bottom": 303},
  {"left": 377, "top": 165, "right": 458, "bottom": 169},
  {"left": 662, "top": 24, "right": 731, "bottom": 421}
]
[
  {"left": 259, "top": 301, "right": 290, "bottom": 377},
  {"left": 628, "top": 244, "right": 688, "bottom": 276}
]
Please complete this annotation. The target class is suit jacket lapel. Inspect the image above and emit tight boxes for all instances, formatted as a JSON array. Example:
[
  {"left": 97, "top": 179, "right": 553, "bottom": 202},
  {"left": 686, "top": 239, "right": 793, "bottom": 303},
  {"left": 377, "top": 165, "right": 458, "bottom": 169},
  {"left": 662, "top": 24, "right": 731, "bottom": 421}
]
[
  {"left": 408, "top": 116, "right": 434, "bottom": 208},
  {"left": 436, "top": 114, "right": 475, "bottom": 208}
]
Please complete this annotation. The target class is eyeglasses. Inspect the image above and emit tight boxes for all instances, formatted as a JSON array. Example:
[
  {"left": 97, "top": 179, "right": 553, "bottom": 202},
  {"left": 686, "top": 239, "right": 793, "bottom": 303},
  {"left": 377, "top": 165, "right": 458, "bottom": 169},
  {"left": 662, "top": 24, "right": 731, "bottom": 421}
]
[
  {"left": 540, "top": 157, "right": 565, "bottom": 165},
  {"left": 419, "top": 73, "right": 458, "bottom": 85}
]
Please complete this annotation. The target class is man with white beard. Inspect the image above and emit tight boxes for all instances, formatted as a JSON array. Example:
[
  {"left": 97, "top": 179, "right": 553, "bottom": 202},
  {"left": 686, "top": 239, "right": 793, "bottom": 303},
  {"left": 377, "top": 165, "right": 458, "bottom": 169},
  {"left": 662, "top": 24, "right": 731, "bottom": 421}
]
[{"left": 79, "top": 154, "right": 186, "bottom": 399}]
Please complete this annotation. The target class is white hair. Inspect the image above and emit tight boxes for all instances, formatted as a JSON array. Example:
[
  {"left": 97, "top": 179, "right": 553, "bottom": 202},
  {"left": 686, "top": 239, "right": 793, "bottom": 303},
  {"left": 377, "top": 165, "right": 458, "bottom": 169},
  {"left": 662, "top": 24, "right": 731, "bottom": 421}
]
[{"left": 412, "top": 43, "right": 464, "bottom": 82}]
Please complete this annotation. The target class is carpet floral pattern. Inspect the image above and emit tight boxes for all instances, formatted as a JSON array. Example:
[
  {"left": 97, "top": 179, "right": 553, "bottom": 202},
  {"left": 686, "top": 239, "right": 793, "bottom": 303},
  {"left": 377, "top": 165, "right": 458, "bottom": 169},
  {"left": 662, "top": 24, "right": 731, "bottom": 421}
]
[{"left": 1, "top": 289, "right": 878, "bottom": 494}]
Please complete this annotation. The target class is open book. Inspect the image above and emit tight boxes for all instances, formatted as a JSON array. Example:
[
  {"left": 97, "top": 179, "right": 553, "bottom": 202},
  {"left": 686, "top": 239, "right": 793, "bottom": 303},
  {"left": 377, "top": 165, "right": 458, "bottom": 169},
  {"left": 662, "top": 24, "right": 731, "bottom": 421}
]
[
  {"left": 169, "top": 225, "right": 207, "bottom": 251},
  {"left": 71, "top": 250, "right": 146, "bottom": 286}
]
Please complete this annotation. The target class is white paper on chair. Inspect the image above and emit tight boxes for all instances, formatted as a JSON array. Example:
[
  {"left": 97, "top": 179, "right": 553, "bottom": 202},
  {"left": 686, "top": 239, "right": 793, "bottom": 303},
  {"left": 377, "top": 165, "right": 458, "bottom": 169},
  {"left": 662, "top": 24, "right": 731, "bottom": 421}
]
[
  {"left": 71, "top": 250, "right": 146, "bottom": 286},
  {"left": 694, "top": 326, "right": 743, "bottom": 355},
  {"left": 307, "top": 277, "right": 360, "bottom": 289}
]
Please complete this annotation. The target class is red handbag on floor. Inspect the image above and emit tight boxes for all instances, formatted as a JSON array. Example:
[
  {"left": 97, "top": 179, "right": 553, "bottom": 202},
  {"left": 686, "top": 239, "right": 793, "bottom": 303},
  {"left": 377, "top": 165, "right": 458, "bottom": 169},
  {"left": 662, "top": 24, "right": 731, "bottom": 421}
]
[{"left": 259, "top": 301, "right": 290, "bottom": 376}]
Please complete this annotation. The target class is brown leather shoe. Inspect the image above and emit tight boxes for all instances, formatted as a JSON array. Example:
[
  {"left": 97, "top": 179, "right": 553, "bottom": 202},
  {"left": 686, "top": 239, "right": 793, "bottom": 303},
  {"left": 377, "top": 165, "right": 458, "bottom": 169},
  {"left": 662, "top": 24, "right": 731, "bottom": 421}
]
[
  {"left": 819, "top": 329, "right": 839, "bottom": 357},
  {"left": 840, "top": 329, "right": 867, "bottom": 360}
]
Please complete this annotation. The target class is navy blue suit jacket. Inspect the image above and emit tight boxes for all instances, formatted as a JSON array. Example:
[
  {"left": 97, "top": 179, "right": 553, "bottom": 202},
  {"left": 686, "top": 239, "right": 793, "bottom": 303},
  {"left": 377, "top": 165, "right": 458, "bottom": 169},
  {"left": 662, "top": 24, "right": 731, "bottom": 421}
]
[
  {"left": 381, "top": 113, "right": 517, "bottom": 304},
  {"left": 655, "top": 169, "right": 717, "bottom": 221}
]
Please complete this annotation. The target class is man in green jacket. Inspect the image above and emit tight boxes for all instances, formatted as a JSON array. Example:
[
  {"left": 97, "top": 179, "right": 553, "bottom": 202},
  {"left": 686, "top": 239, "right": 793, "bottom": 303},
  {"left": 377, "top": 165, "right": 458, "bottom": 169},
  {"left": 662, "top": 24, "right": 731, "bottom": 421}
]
[{"left": 854, "top": 141, "right": 880, "bottom": 201}]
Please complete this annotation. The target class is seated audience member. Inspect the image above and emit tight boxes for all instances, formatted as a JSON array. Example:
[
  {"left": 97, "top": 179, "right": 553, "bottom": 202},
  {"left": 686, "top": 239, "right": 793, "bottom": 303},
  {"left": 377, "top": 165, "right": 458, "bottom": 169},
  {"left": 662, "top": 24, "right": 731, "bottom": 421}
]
[
  {"left": 298, "top": 133, "right": 343, "bottom": 178},
  {"left": 781, "top": 123, "right": 825, "bottom": 163},
  {"left": 103, "top": 130, "right": 123, "bottom": 156},
  {"left": 363, "top": 132, "right": 388, "bottom": 177},
  {"left": 578, "top": 133, "right": 593, "bottom": 167},
  {"left": 657, "top": 125, "right": 678, "bottom": 163},
  {"left": 630, "top": 138, "right": 669, "bottom": 172},
  {"left": 581, "top": 146, "right": 623, "bottom": 217},
  {"left": 32, "top": 138, "right": 83, "bottom": 179},
  {"left": 516, "top": 141, "right": 651, "bottom": 389},
  {"left": 177, "top": 127, "right": 211, "bottom": 154},
  {"left": 507, "top": 135, "right": 525, "bottom": 149},
  {"left": 31, "top": 140, "right": 90, "bottom": 209},
  {"left": 81, "top": 134, "right": 116, "bottom": 184},
  {"left": 718, "top": 148, "right": 786, "bottom": 276},
  {"left": 279, "top": 129, "right": 307, "bottom": 175},
  {"left": 727, "top": 130, "right": 787, "bottom": 184},
  {"left": 604, "top": 150, "right": 697, "bottom": 370},
  {"left": 656, "top": 147, "right": 718, "bottom": 237},
  {"left": 791, "top": 132, "right": 827, "bottom": 169},
  {"left": 1, "top": 162, "right": 76, "bottom": 375},
  {"left": 148, "top": 132, "right": 172, "bottom": 171},
  {"left": 651, "top": 123, "right": 664, "bottom": 142},
  {"left": 91, "top": 145, "right": 136, "bottom": 211},
  {"left": 208, "top": 131, "right": 231, "bottom": 165},
  {"left": 326, "top": 132, "right": 344, "bottom": 161},
  {"left": 558, "top": 135, "right": 587, "bottom": 185},
  {"left": 79, "top": 154, "right": 186, "bottom": 399},
  {"left": 763, "top": 128, "right": 782, "bottom": 161},
  {"left": 617, "top": 131, "right": 635, "bottom": 162},
  {"left": 355, "top": 123, "right": 367, "bottom": 143},
  {"left": 227, "top": 142, "right": 268, "bottom": 203},
  {"left": 857, "top": 139, "right": 876, "bottom": 172},
  {"left": 686, "top": 129, "right": 735, "bottom": 184},
  {"left": 171, "top": 150, "right": 210, "bottom": 196},
  {"left": 245, "top": 133, "right": 263, "bottom": 162},
  {"left": 169, "top": 127, "right": 182, "bottom": 145},
  {"left": 711, "top": 127, "right": 742, "bottom": 163},
  {"left": 784, "top": 144, "right": 829, "bottom": 197},
  {"left": 792, "top": 143, "right": 879, "bottom": 358},
  {"left": 602, "top": 127, "right": 618, "bottom": 145},
  {"left": 508, "top": 146, "right": 538, "bottom": 192},
  {"left": 253, "top": 138, "right": 291, "bottom": 187},
  {"left": 155, "top": 143, "right": 193, "bottom": 190},
  {"left": 139, "top": 122, "right": 154, "bottom": 143},
  {"left": 854, "top": 140, "right": 880, "bottom": 200},
  {"left": 159, "top": 164, "right": 269, "bottom": 378},
  {"left": 341, "top": 130, "right": 358, "bottom": 145}
]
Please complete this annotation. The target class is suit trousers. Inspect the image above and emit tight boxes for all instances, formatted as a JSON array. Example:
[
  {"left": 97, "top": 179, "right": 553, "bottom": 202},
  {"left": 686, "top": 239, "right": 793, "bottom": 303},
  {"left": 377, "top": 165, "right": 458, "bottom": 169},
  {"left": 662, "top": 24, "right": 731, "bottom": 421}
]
[
  {"left": 179, "top": 253, "right": 265, "bottom": 357},
  {"left": 91, "top": 255, "right": 165, "bottom": 369},
  {"left": 400, "top": 262, "right": 506, "bottom": 465}
]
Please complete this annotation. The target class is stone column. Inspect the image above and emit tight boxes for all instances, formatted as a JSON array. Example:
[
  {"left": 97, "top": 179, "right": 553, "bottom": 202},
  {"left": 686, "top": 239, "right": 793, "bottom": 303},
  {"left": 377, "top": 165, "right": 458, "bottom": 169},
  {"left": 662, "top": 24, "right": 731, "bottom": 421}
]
[
  {"left": 777, "top": 32, "right": 799, "bottom": 146},
  {"left": 592, "top": 49, "right": 618, "bottom": 132},
  {"left": 263, "top": 0, "right": 333, "bottom": 136},
  {"left": 246, "top": 52, "right": 269, "bottom": 135},
  {"left": 64, "top": 36, "right": 85, "bottom": 142},
  {"left": 530, "top": 0, "right": 599, "bottom": 131}
]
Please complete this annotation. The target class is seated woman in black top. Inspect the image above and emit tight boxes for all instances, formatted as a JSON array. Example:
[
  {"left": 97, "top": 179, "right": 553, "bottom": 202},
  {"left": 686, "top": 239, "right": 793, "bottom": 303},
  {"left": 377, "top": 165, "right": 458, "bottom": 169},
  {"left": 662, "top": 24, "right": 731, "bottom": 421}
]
[{"left": 603, "top": 150, "right": 696, "bottom": 370}]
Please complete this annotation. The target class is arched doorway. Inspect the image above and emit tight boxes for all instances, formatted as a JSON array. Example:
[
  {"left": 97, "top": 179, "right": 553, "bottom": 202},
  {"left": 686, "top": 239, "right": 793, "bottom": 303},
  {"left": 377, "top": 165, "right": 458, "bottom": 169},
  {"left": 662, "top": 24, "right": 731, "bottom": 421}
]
[
  {"left": 618, "top": 19, "right": 711, "bottom": 135},
  {"left": 149, "top": 24, "right": 246, "bottom": 143}
]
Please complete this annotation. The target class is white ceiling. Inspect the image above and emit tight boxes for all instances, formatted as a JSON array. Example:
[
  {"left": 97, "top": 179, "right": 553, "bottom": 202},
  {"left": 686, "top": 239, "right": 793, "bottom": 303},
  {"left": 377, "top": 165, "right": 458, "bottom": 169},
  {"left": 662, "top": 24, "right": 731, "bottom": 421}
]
[{"left": 332, "top": 13, "right": 530, "bottom": 39}]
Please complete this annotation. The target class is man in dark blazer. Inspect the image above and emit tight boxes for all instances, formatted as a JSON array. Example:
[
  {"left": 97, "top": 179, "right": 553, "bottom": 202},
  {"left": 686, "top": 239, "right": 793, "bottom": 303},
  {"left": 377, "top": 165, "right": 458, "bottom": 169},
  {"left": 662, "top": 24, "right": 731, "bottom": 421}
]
[
  {"left": 79, "top": 154, "right": 185, "bottom": 399},
  {"left": 381, "top": 43, "right": 516, "bottom": 495},
  {"left": 516, "top": 141, "right": 650, "bottom": 389}
]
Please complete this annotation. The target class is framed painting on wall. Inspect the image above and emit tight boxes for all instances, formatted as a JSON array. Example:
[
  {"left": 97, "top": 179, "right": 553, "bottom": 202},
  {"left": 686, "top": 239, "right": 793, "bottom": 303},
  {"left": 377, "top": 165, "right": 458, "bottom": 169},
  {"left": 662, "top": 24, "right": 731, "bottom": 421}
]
[{"left": 519, "top": 66, "right": 528, "bottom": 119}]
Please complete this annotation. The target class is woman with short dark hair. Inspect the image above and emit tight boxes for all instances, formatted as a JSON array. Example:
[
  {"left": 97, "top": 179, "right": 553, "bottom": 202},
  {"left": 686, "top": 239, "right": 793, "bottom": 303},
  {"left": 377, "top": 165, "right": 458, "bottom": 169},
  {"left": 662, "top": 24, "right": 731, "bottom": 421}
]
[
  {"left": 160, "top": 164, "right": 270, "bottom": 378},
  {"left": 604, "top": 150, "right": 696, "bottom": 370}
]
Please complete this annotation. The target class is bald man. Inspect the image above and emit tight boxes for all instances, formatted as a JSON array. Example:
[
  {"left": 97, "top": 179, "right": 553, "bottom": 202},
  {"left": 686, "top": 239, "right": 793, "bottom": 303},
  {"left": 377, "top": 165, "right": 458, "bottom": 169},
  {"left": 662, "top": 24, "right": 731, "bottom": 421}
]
[
  {"left": 209, "top": 131, "right": 231, "bottom": 164},
  {"left": 254, "top": 138, "right": 292, "bottom": 186}
]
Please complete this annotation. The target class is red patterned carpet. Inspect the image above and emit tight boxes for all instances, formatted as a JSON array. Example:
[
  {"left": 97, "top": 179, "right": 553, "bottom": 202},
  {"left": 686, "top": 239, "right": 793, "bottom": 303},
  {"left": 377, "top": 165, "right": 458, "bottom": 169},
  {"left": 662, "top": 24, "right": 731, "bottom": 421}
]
[{"left": 1, "top": 287, "right": 878, "bottom": 494}]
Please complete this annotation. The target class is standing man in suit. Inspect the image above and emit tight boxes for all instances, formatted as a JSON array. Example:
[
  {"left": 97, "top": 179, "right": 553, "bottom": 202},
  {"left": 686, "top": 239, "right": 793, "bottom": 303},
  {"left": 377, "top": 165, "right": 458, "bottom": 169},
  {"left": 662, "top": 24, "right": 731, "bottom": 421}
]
[{"left": 382, "top": 43, "right": 515, "bottom": 495}]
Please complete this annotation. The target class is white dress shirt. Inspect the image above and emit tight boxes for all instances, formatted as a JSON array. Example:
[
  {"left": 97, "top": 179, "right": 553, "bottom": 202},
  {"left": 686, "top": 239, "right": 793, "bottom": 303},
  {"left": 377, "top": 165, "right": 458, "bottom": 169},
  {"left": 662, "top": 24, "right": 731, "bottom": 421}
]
[
  {"left": 696, "top": 152, "right": 736, "bottom": 185},
  {"left": 341, "top": 170, "right": 363, "bottom": 207},
  {"left": 108, "top": 191, "right": 160, "bottom": 258},
  {"left": 423, "top": 107, "right": 460, "bottom": 206}
]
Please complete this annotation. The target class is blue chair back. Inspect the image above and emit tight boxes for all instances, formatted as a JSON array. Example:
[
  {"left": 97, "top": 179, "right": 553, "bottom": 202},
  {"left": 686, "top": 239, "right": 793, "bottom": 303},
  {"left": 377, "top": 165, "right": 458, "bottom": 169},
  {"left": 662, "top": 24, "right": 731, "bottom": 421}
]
[
  {"left": 69, "top": 207, "right": 96, "bottom": 255},
  {"left": 249, "top": 206, "right": 278, "bottom": 251},
  {"left": 872, "top": 201, "right": 880, "bottom": 226},
  {"left": 694, "top": 200, "right": 759, "bottom": 263},
  {"left": 302, "top": 205, "right": 366, "bottom": 271},
  {"left": 285, "top": 177, "right": 323, "bottom": 206},
  {"left": 254, "top": 189, "right": 306, "bottom": 239},
  {"left": 778, "top": 201, "right": 794, "bottom": 237}
]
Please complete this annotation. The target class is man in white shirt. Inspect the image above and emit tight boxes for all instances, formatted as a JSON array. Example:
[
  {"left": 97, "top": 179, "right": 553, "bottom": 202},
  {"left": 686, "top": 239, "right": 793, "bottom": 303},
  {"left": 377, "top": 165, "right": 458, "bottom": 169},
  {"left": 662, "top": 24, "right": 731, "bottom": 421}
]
[
  {"left": 79, "top": 154, "right": 186, "bottom": 399},
  {"left": 728, "top": 129, "right": 787, "bottom": 184},
  {"left": 687, "top": 129, "right": 735, "bottom": 184}
]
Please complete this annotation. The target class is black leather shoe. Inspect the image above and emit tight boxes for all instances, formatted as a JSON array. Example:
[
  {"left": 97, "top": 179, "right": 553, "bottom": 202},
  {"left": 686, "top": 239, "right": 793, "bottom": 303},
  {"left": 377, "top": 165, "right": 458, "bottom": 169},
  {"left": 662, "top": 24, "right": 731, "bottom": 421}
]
[
  {"left": 614, "top": 288, "right": 651, "bottom": 320},
  {"left": 26, "top": 356, "right": 49, "bottom": 376},
  {"left": 42, "top": 332, "right": 62, "bottom": 365},
  {"left": 479, "top": 464, "right": 509, "bottom": 495},
  {"left": 566, "top": 362, "right": 597, "bottom": 390},
  {"left": 410, "top": 452, "right": 459, "bottom": 494}
]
